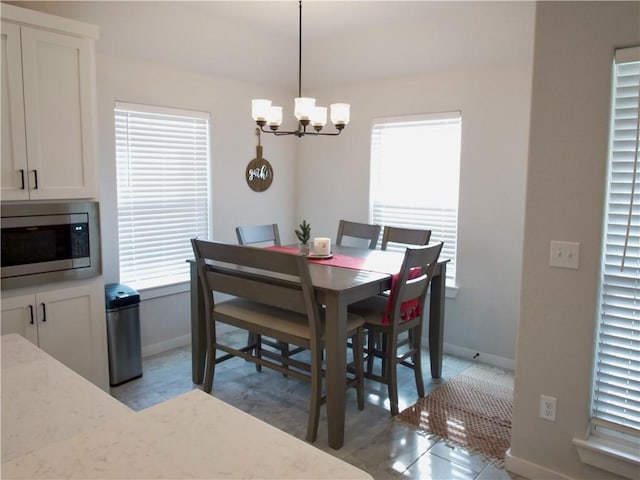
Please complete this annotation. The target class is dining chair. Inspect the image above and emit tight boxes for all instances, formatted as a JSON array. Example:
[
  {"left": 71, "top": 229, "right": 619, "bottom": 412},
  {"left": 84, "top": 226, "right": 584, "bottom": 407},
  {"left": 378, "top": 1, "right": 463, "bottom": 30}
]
[
  {"left": 191, "top": 239, "right": 365, "bottom": 442},
  {"left": 235, "top": 224, "right": 281, "bottom": 247},
  {"left": 336, "top": 220, "right": 381, "bottom": 250},
  {"left": 348, "top": 242, "right": 444, "bottom": 415},
  {"left": 369, "top": 225, "right": 433, "bottom": 370},
  {"left": 381, "top": 226, "right": 431, "bottom": 251}
]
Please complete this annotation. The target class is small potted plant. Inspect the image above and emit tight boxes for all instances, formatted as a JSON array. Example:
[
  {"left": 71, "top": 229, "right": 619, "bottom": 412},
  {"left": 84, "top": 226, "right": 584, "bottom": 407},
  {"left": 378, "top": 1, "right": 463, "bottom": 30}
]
[{"left": 295, "top": 220, "right": 311, "bottom": 255}]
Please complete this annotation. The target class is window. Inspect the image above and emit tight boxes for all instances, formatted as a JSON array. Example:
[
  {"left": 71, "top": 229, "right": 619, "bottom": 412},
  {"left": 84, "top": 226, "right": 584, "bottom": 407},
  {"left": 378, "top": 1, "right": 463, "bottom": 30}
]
[
  {"left": 115, "top": 102, "right": 210, "bottom": 290},
  {"left": 575, "top": 46, "right": 640, "bottom": 476},
  {"left": 370, "top": 112, "right": 461, "bottom": 287}
]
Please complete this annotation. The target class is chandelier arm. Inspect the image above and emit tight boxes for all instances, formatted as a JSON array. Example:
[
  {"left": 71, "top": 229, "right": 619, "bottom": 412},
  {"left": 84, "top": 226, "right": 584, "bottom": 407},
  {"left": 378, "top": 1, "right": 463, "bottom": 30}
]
[{"left": 258, "top": 125, "right": 343, "bottom": 137}]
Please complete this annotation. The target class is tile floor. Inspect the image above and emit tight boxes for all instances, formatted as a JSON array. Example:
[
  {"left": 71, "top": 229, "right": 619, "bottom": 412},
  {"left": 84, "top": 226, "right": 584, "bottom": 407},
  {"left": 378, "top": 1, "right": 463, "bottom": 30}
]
[{"left": 110, "top": 325, "right": 522, "bottom": 480}]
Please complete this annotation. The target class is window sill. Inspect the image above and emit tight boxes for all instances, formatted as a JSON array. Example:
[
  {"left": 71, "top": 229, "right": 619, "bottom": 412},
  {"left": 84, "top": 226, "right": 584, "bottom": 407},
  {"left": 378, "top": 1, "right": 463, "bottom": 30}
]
[
  {"left": 573, "top": 436, "right": 640, "bottom": 479},
  {"left": 137, "top": 281, "right": 190, "bottom": 301},
  {"left": 446, "top": 284, "right": 459, "bottom": 299}
]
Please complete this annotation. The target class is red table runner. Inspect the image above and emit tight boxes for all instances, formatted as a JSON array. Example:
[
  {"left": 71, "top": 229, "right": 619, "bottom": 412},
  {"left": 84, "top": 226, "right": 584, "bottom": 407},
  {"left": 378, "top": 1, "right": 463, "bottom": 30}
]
[
  {"left": 265, "top": 246, "right": 421, "bottom": 325},
  {"left": 266, "top": 246, "right": 368, "bottom": 269}
]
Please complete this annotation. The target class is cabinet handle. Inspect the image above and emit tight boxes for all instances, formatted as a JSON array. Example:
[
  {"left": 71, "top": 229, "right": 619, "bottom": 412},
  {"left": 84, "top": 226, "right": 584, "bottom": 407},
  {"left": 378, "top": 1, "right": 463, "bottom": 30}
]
[
  {"left": 28, "top": 305, "right": 34, "bottom": 324},
  {"left": 32, "top": 170, "right": 39, "bottom": 189},
  {"left": 19, "top": 169, "right": 25, "bottom": 190},
  {"left": 41, "top": 303, "right": 47, "bottom": 322}
]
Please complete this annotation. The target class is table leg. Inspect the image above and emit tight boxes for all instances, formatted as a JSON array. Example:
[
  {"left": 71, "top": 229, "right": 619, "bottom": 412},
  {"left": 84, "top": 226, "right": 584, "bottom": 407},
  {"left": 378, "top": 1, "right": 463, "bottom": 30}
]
[
  {"left": 323, "top": 294, "right": 347, "bottom": 450},
  {"left": 190, "top": 261, "right": 206, "bottom": 384},
  {"left": 428, "top": 263, "right": 447, "bottom": 379}
]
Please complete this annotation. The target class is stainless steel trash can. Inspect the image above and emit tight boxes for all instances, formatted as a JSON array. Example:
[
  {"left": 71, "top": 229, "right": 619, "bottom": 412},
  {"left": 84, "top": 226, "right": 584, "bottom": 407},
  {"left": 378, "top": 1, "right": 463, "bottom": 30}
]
[{"left": 105, "top": 283, "right": 143, "bottom": 386}]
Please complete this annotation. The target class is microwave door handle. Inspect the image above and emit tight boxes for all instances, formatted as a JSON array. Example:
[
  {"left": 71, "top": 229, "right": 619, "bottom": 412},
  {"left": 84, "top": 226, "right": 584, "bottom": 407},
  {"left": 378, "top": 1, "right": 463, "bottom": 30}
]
[{"left": 40, "top": 303, "right": 46, "bottom": 322}]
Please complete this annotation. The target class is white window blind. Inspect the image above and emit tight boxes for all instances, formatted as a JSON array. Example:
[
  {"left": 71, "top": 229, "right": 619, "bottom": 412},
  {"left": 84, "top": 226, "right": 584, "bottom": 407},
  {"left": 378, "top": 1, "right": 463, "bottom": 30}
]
[
  {"left": 115, "top": 102, "right": 210, "bottom": 290},
  {"left": 593, "top": 46, "right": 640, "bottom": 436},
  {"left": 370, "top": 112, "right": 461, "bottom": 285}
]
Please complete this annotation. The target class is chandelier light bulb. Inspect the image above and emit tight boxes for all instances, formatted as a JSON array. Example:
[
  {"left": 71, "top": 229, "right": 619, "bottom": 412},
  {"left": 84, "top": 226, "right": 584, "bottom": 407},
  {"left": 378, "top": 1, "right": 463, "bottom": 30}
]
[
  {"left": 268, "top": 106, "right": 283, "bottom": 126},
  {"left": 330, "top": 103, "right": 350, "bottom": 126},
  {"left": 251, "top": 99, "right": 272, "bottom": 122},
  {"left": 311, "top": 106, "right": 328, "bottom": 127},
  {"left": 294, "top": 97, "right": 316, "bottom": 121}
]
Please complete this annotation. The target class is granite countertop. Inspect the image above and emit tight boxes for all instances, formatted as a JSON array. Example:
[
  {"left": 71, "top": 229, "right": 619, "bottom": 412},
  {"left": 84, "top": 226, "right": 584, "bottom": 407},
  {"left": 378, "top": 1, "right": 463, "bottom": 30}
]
[
  {"left": 1, "top": 334, "right": 372, "bottom": 479},
  {"left": 1, "top": 334, "right": 133, "bottom": 464}
]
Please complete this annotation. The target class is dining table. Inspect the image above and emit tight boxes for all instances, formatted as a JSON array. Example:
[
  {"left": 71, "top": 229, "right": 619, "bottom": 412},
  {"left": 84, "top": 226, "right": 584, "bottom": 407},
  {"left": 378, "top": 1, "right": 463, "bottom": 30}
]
[{"left": 189, "top": 243, "right": 448, "bottom": 450}]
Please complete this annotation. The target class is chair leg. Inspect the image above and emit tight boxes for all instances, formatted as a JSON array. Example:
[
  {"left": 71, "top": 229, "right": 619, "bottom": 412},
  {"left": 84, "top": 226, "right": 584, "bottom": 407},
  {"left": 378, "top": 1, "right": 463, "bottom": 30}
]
[
  {"left": 352, "top": 328, "right": 365, "bottom": 411},
  {"left": 255, "top": 334, "right": 262, "bottom": 372},
  {"left": 204, "top": 344, "right": 215, "bottom": 393},
  {"left": 306, "top": 345, "right": 323, "bottom": 442},
  {"left": 366, "top": 330, "right": 376, "bottom": 374},
  {"left": 385, "top": 336, "right": 399, "bottom": 416},
  {"left": 411, "top": 327, "right": 425, "bottom": 397},
  {"left": 246, "top": 331, "right": 262, "bottom": 372},
  {"left": 279, "top": 341, "right": 290, "bottom": 377},
  {"left": 388, "top": 372, "right": 399, "bottom": 415},
  {"left": 380, "top": 333, "right": 389, "bottom": 377}
]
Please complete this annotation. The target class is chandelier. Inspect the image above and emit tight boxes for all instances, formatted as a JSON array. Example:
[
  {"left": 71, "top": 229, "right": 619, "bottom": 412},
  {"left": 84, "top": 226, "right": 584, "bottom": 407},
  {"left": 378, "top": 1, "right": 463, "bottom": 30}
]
[{"left": 251, "top": 1, "right": 350, "bottom": 137}]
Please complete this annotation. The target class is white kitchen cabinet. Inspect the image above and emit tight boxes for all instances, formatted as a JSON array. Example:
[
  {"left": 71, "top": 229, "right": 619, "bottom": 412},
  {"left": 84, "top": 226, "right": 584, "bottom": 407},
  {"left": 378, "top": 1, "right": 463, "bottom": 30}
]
[
  {"left": 0, "top": 5, "right": 98, "bottom": 201},
  {"left": 1, "top": 21, "right": 27, "bottom": 200},
  {"left": 1, "top": 294, "right": 38, "bottom": 345},
  {"left": 1, "top": 281, "right": 109, "bottom": 391}
]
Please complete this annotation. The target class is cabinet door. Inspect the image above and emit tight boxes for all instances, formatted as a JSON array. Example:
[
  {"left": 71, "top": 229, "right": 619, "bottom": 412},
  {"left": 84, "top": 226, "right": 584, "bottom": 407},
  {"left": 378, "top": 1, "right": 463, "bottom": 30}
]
[
  {"left": 36, "top": 284, "right": 106, "bottom": 387},
  {"left": 0, "top": 21, "right": 29, "bottom": 201},
  {"left": 0, "top": 294, "right": 38, "bottom": 345},
  {"left": 20, "top": 27, "right": 96, "bottom": 200}
]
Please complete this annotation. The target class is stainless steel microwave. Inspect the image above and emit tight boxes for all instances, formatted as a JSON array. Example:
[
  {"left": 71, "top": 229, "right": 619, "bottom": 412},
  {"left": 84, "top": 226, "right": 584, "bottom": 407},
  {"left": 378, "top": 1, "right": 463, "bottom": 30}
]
[{"left": 1, "top": 202, "right": 101, "bottom": 289}]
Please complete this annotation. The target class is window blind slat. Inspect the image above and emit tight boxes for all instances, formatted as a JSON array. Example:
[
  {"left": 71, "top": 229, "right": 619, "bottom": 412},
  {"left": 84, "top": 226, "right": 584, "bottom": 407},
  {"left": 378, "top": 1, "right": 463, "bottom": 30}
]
[
  {"left": 593, "top": 49, "right": 640, "bottom": 434},
  {"left": 115, "top": 104, "right": 210, "bottom": 290},
  {"left": 369, "top": 113, "right": 461, "bottom": 285}
]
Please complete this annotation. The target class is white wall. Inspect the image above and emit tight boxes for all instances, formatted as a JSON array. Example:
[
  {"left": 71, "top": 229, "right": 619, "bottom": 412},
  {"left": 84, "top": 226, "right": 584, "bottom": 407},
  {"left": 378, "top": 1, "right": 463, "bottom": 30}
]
[
  {"left": 508, "top": 2, "right": 639, "bottom": 479},
  {"left": 95, "top": 54, "right": 298, "bottom": 354},
  {"left": 298, "top": 63, "right": 532, "bottom": 366}
]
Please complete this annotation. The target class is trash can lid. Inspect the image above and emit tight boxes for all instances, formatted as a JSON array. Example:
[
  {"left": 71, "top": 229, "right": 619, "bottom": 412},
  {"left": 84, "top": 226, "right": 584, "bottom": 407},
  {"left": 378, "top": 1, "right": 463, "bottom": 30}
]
[{"left": 105, "top": 283, "right": 140, "bottom": 309}]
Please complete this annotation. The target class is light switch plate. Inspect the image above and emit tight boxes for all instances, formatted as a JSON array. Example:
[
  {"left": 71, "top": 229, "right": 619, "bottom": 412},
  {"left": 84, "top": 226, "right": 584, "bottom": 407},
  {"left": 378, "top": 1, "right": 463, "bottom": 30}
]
[{"left": 550, "top": 241, "right": 580, "bottom": 269}]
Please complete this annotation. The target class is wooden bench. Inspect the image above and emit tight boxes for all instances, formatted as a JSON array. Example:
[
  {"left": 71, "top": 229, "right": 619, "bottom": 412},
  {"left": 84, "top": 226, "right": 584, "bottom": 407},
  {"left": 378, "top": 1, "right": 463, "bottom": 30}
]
[{"left": 191, "top": 239, "right": 365, "bottom": 442}]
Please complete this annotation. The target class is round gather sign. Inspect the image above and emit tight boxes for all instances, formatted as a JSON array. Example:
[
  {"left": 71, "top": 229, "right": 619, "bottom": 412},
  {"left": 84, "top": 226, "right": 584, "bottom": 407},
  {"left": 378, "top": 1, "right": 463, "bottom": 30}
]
[{"left": 245, "top": 145, "right": 273, "bottom": 192}]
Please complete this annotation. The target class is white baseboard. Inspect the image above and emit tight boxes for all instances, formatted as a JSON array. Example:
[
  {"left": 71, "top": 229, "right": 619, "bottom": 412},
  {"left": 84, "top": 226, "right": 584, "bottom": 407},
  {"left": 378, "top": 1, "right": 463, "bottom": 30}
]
[
  {"left": 443, "top": 342, "right": 515, "bottom": 370},
  {"left": 140, "top": 336, "right": 515, "bottom": 370},
  {"left": 505, "top": 448, "right": 576, "bottom": 480},
  {"left": 142, "top": 334, "right": 191, "bottom": 358}
]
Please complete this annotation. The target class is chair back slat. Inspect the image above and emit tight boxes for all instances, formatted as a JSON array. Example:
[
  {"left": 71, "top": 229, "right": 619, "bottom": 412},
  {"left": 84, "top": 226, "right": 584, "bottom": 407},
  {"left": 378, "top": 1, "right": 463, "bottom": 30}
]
[
  {"left": 381, "top": 226, "right": 431, "bottom": 251},
  {"left": 336, "top": 219, "right": 381, "bottom": 249},
  {"left": 196, "top": 240, "right": 299, "bottom": 276},
  {"left": 399, "top": 275, "right": 428, "bottom": 302},
  {"left": 236, "top": 224, "right": 281, "bottom": 246},
  {"left": 205, "top": 269, "right": 308, "bottom": 314}
]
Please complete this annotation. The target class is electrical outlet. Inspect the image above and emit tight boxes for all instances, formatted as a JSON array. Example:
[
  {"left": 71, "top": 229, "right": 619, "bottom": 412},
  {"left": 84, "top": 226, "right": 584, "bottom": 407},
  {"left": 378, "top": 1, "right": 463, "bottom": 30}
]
[{"left": 540, "top": 395, "right": 557, "bottom": 421}]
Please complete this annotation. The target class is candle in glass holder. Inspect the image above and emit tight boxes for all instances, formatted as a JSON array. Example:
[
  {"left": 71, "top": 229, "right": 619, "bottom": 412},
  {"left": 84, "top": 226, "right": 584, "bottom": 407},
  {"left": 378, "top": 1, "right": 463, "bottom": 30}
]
[{"left": 313, "top": 237, "right": 331, "bottom": 256}]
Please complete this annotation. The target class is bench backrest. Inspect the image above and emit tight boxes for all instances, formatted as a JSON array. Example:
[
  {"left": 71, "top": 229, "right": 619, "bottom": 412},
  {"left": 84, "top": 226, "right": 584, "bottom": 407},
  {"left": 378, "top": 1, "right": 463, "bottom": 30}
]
[{"left": 191, "top": 239, "right": 320, "bottom": 336}]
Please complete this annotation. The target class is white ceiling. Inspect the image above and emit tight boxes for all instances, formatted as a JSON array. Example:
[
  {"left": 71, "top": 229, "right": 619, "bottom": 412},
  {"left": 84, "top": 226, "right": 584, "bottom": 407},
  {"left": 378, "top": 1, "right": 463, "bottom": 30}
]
[{"left": 7, "top": 1, "right": 536, "bottom": 91}]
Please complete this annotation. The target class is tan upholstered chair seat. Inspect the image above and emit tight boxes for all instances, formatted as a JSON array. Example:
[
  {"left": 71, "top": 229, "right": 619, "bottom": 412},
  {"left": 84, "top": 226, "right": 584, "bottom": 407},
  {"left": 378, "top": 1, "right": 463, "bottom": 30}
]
[{"left": 349, "top": 295, "right": 391, "bottom": 327}]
